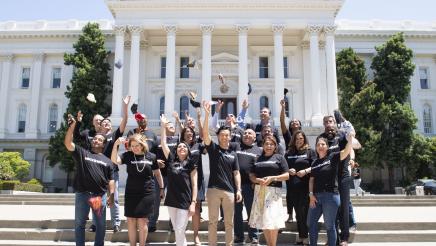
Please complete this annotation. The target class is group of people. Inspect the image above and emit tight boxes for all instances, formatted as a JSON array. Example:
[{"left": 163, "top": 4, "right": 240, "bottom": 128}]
[{"left": 64, "top": 95, "right": 359, "bottom": 246}]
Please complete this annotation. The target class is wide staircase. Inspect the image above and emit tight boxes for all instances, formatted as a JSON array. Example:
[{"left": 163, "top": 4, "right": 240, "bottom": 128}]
[{"left": 0, "top": 193, "right": 436, "bottom": 245}]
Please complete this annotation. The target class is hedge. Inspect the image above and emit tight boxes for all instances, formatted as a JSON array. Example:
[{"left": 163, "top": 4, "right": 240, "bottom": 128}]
[{"left": 0, "top": 180, "right": 43, "bottom": 192}]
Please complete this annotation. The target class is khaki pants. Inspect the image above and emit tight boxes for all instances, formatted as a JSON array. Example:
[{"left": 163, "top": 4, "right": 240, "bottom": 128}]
[{"left": 207, "top": 188, "right": 235, "bottom": 246}]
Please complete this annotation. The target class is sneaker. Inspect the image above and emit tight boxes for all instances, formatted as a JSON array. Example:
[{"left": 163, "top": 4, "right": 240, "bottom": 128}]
[
  {"left": 87, "top": 224, "right": 96, "bottom": 232},
  {"left": 250, "top": 238, "right": 259, "bottom": 245},
  {"left": 234, "top": 237, "right": 244, "bottom": 244},
  {"left": 148, "top": 226, "right": 157, "bottom": 232},
  {"left": 113, "top": 225, "right": 121, "bottom": 233}
]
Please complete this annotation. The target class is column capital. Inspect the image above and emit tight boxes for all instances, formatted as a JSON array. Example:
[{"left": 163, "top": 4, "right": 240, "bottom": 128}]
[
  {"left": 236, "top": 25, "right": 249, "bottom": 34},
  {"left": 272, "top": 24, "right": 285, "bottom": 33},
  {"left": 306, "top": 25, "right": 323, "bottom": 34},
  {"left": 33, "top": 53, "right": 45, "bottom": 62},
  {"left": 300, "top": 41, "right": 310, "bottom": 49},
  {"left": 163, "top": 24, "right": 177, "bottom": 34},
  {"left": 0, "top": 53, "right": 14, "bottom": 62},
  {"left": 323, "top": 25, "right": 337, "bottom": 34},
  {"left": 128, "top": 25, "right": 143, "bottom": 35},
  {"left": 200, "top": 24, "right": 214, "bottom": 34},
  {"left": 113, "top": 25, "right": 127, "bottom": 36},
  {"left": 319, "top": 41, "right": 326, "bottom": 49}
]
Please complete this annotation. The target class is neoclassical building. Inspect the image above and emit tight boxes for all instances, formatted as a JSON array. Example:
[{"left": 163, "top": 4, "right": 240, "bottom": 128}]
[{"left": 0, "top": 0, "right": 434, "bottom": 191}]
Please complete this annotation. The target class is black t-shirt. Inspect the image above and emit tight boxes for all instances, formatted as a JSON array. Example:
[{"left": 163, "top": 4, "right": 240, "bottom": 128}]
[
  {"left": 251, "top": 153, "right": 289, "bottom": 188},
  {"left": 155, "top": 135, "right": 179, "bottom": 177},
  {"left": 311, "top": 152, "right": 340, "bottom": 193},
  {"left": 253, "top": 123, "right": 281, "bottom": 145},
  {"left": 121, "top": 151, "right": 159, "bottom": 195},
  {"left": 190, "top": 142, "right": 206, "bottom": 187},
  {"left": 206, "top": 141, "right": 239, "bottom": 193},
  {"left": 164, "top": 152, "right": 197, "bottom": 210},
  {"left": 71, "top": 146, "right": 114, "bottom": 194},
  {"left": 285, "top": 148, "right": 316, "bottom": 191},
  {"left": 230, "top": 126, "right": 245, "bottom": 143},
  {"left": 127, "top": 128, "right": 158, "bottom": 154},
  {"left": 318, "top": 130, "right": 349, "bottom": 179},
  {"left": 236, "top": 143, "right": 262, "bottom": 185}
]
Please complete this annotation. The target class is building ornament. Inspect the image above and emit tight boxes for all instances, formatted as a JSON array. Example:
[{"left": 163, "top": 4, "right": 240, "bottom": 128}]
[
  {"left": 113, "top": 25, "right": 127, "bottom": 36},
  {"left": 128, "top": 25, "right": 143, "bottom": 35},
  {"left": 300, "top": 41, "right": 310, "bottom": 49},
  {"left": 33, "top": 53, "right": 45, "bottom": 62},
  {"left": 163, "top": 25, "right": 177, "bottom": 34},
  {"left": 307, "top": 25, "right": 323, "bottom": 34},
  {"left": 236, "top": 25, "right": 249, "bottom": 34},
  {"left": 0, "top": 54, "right": 14, "bottom": 62},
  {"left": 319, "top": 41, "right": 326, "bottom": 49},
  {"left": 324, "top": 25, "right": 337, "bottom": 34},
  {"left": 200, "top": 24, "right": 214, "bottom": 34},
  {"left": 272, "top": 24, "right": 285, "bottom": 33}
]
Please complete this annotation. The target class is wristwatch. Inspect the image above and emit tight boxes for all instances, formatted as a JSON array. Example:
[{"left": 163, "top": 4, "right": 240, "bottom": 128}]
[{"left": 309, "top": 192, "right": 314, "bottom": 197}]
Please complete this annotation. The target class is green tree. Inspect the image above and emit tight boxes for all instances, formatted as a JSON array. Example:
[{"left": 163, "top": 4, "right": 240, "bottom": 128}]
[
  {"left": 0, "top": 152, "right": 31, "bottom": 181},
  {"left": 336, "top": 47, "right": 367, "bottom": 117},
  {"left": 48, "top": 22, "right": 112, "bottom": 175},
  {"left": 404, "top": 134, "right": 436, "bottom": 180}
]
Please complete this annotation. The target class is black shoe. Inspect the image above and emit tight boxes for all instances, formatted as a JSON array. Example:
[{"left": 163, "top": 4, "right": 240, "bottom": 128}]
[
  {"left": 234, "top": 238, "right": 244, "bottom": 244},
  {"left": 148, "top": 226, "right": 157, "bottom": 232},
  {"left": 250, "top": 238, "right": 259, "bottom": 245},
  {"left": 113, "top": 225, "right": 121, "bottom": 233},
  {"left": 169, "top": 221, "right": 174, "bottom": 232},
  {"left": 87, "top": 224, "right": 96, "bottom": 232}
]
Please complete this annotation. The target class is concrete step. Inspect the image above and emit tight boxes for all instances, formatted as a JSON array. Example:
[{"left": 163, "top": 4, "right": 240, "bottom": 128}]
[
  {"left": 0, "top": 219, "right": 435, "bottom": 231},
  {"left": 1, "top": 228, "right": 436, "bottom": 243}
]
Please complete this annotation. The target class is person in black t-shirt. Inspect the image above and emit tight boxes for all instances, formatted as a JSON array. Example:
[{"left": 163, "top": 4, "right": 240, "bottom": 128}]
[
  {"left": 160, "top": 114, "right": 198, "bottom": 246},
  {"left": 297, "top": 132, "right": 353, "bottom": 246},
  {"left": 252, "top": 107, "right": 280, "bottom": 146},
  {"left": 64, "top": 114, "right": 115, "bottom": 246},
  {"left": 202, "top": 101, "right": 242, "bottom": 246},
  {"left": 180, "top": 126, "right": 206, "bottom": 245},
  {"left": 249, "top": 135, "right": 289, "bottom": 246},
  {"left": 285, "top": 130, "right": 316, "bottom": 245},
  {"left": 111, "top": 133, "right": 164, "bottom": 246},
  {"left": 279, "top": 99, "right": 302, "bottom": 150},
  {"left": 210, "top": 99, "right": 247, "bottom": 143},
  {"left": 234, "top": 128, "right": 261, "bottom": 244},
  {"left": 259, "top": 125, "right": 285, "bottom": 155}
]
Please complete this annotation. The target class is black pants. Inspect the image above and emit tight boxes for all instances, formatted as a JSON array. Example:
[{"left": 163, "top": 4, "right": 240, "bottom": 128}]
[
  {"left": 292, "top": 189, "right": 309, "bottom": 238},
  {"left": 286, "top": 180, "right": 295, "bottom": 217},
  {"left": 337, "top": 177, "right": 351, "bottom": 242}
]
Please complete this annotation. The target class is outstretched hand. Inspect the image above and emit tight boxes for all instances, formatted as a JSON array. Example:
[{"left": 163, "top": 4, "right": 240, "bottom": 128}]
[
  {"left": 123, "top": 95, "right": 131, "bottom": 106},
  {"left": 67, "top": 114, "right": 76, "bottom": 126},
  {"left": 160, "top": 114, "right": 169, "bottom": 125},
  {"left": 76, "top": 111, "right": 83, "bottom": 122},
  {"left": 280, "top": 99, "right": 286, "bottom": 109},
  {"left": 203, "top": 100, "right": 211, "bottom": 115},
  {"left": 242, "top": 99, "right": 249, "bottom": 109}
]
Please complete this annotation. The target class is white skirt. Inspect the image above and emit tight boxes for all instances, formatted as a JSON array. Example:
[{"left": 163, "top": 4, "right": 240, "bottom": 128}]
[{"left": 249, "top": 185, "right": 286, "bottom": 230}]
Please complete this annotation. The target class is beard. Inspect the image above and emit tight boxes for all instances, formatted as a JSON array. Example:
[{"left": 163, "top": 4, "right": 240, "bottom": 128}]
[{"left": 325, "top": 128, "right": 336, "bottom": 139}]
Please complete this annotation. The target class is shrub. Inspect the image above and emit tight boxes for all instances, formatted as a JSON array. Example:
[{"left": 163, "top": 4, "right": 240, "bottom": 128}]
[
  {"left": 27, "top": 178, "right": 42, "bottom": 185},
  {"left": 0, "top": 152, "right": 31, "bottom": 181},
  {"left": 0, "top": 180, "right": 42, "bottom": 192}
]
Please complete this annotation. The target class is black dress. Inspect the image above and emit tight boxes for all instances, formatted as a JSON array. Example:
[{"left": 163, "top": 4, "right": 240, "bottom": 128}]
[{"left": 121, "top": 151, "right": 159, "bottom": 218}]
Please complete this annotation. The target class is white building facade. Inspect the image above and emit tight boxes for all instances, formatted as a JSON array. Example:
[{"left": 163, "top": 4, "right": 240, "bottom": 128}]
[{"left": 0, "top": 0, "right": 434, "bottom": 191}]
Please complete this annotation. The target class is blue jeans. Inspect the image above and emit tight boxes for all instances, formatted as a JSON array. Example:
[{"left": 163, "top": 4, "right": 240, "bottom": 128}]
[
  {"left": 349, "top": 201, "right": 356, "bottom": 227},
  {"left": 234, "top": 183, "right": 258, "bottom": 241},
  {"left": 75, "top": 192, "right": 107, "bottom": 246},
  {"left": 307, "top": 192, "right": 340, "bottom": 246},
  {"left": 337, "top": 177, "right": 351, "bottom": 242},
  {"left": 149, "top": 176, "right": 167, "bottom": 228},
  {"left": 92, "top": 171, "right": 120, "bottom": 228}
]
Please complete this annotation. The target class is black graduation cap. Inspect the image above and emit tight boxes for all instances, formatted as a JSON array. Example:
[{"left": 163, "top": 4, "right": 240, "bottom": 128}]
[
  {"left": 186, "top": 60, "right": 196, "bottom": 68},
  {"left": 284, "top": 88, "right": 289, "bottom": 97},
  {"left": 130, "top": 103, "right": 138, "bottom": 114},
  {"left": 247, "top": 83, "right": 252, "bottom": 95},
  {"left": 188, "top": 91, "right": 201, "bottom": 108},
  {"left": 114, "top": 59, "right": 123, "bottom": 69}
]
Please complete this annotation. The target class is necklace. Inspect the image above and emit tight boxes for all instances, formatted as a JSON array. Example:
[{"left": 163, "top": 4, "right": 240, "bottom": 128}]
[{"left": 133, "top": 153, "right": 146, "bottom": 173}]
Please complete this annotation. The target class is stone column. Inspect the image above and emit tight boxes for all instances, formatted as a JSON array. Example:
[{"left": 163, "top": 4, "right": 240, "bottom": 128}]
[
  {"left": 272, "top": 24, "right": 285, "bottom": 122},
  {"left": 324, "top": 25, "right": 339, "bottom": 112},
  {"left": 27, "top": 53, "right": 45, "bottom": 138},
  {"left": 307, "top": 25, "right": 323, "bottom": 126},
  {"left": 111, "top": 25, "right": 126, "bottom": 119},
  {"left": 301, "top": 42, "right": 312, "bottom": 123},
  {"left": 0, "top": 54, "right": 13, "bottom": 138},
  {"left": 201, "top": 25, "right": 214, "bottom": 103},
  {"left": 128, "top": 25, "right": 142, "bottom": 104},
  {"left": 23, "top": 148, "right": 36, "bottom": 179},
  {"left": 164, "top": 25, "right": 177, "bottom": 116},
  {"left": 236, "top": 25, "right": 249, "bottom": 113}
]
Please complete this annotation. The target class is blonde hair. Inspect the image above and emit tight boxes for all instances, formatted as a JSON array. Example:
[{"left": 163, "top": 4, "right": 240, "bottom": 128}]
[{"left": 128, "top": 133, "right": 149, "bottom": 153}]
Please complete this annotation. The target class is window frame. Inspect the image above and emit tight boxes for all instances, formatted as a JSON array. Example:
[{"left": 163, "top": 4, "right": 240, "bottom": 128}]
[
  {"left": 180, "top": 56, "right": 190, "bottom": 79},
  {"left": 51, "top": 67, "right": 62, "bottom": 89},
  {"left": 259, "top": 57, "right": 269, "bottom": 79},
  {"left": 21, "top": 67, "right": 31, "bottom": 89}
]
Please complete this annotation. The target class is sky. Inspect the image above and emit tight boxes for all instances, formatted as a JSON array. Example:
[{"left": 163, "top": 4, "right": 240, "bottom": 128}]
[{"left": 0, "top": 0, "right": 435, "bottom": 22}]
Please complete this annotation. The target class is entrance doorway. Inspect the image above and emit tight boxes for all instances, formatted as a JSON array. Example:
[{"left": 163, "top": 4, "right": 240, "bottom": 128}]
[{"left": 212, "top": 97, "right": 237, "bottom": 119}]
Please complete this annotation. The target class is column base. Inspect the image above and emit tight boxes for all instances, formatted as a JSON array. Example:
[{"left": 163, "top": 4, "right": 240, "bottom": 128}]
[{"left": 311, "top": 114, "right": 324, "bottom": 127}]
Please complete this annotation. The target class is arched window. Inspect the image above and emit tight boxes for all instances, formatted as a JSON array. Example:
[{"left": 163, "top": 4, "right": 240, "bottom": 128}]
[
  {"left": 259, "top": 96, "right": 269, "bottom": 112},
  {"left": 423, "top": 104, "right": 433, "bottom": 134},
  {"left": 159, "top": 96, "right": 165, "bottom": 117},
  {"left": 48, "top": 104, "right": 58, "bottom": 133},
  {"left": 17, "top": 104, "right": 27, "bottom": 133},
  {"left": 180, "top": 96, "right": 189, "bottom": 119}
]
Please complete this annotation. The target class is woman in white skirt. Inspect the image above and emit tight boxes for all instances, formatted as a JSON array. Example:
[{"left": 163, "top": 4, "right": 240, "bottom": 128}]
[{"left": 249, "top": 135, "right": 290, "bottom": 246}]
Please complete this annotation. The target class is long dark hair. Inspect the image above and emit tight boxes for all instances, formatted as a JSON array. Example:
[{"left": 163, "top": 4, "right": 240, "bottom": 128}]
[
  {"left": 288, "top": 119, "right": 302, "bottom": 136},
  {"left": 180, "top": 126, "right": 197, "bottom": 145},
  {"left": 174, "top": 141, "right": 192, "bottom": 164},
  {"left": 288, "top": 130, "right": 309, "bottom": 154}
]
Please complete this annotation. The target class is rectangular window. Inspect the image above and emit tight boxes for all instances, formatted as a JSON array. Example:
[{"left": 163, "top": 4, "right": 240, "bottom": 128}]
[
  {"left": 160, "top": 57, "right": 166, "bottom": 78},
  {"left": 52, "top": 68, "right": 61, "bottom": 88},
  {"left": 18, "top": 121, "right": 25, "bottom": 133},
  {"left": 259, "top": 57, "right": 269, "bottom": 78},
  {"left": 419, "top": 67, "right": 429, "bottom": 89},
  {"left": 283, "top": 57, "right": 289, "bottom": 78},
  {"left": 180, "top": 57, "right": 189, "bottom": 78},
  {"left": 21, "top": 67, "right": 30, "bottom": 88}
]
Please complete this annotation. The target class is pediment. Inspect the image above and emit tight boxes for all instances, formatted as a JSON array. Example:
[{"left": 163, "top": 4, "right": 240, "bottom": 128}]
[{"left": 211, "top": 52, "right": 239, "bottom": 63}]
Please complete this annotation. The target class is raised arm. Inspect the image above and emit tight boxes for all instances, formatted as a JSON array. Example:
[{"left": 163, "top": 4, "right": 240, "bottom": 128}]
[
  {"left": 210, "top": 100, "right": 223, "bottom": 131},
  {"left": 64, "top": 114, "right": 76, "bottom": 152},
  {"left": 202, "top": 101, "right": 212, "bottom": 145},
  {"left": 195, "top": 107, "right": 204, "bottom": 140},
  {"left": 160, "top": 114, "right": 171, "bottom": 159},
  {"left": 119, "top": 95, "right": 131, "bottom": 133},
  {"left": 172, "top": 111, "right": 184, "bottom": 133},
  {"left": 340, "top": 132, "right": 354, "bottom": 160},
  {"left": 111, "top": 137, "right": 123, "bottom": 165},
  {"left": 236, "top": 99, "right": 249, "bottom": 128},
  {"left": 279, "top": 99, "right": 288, "bottom": 135}
]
